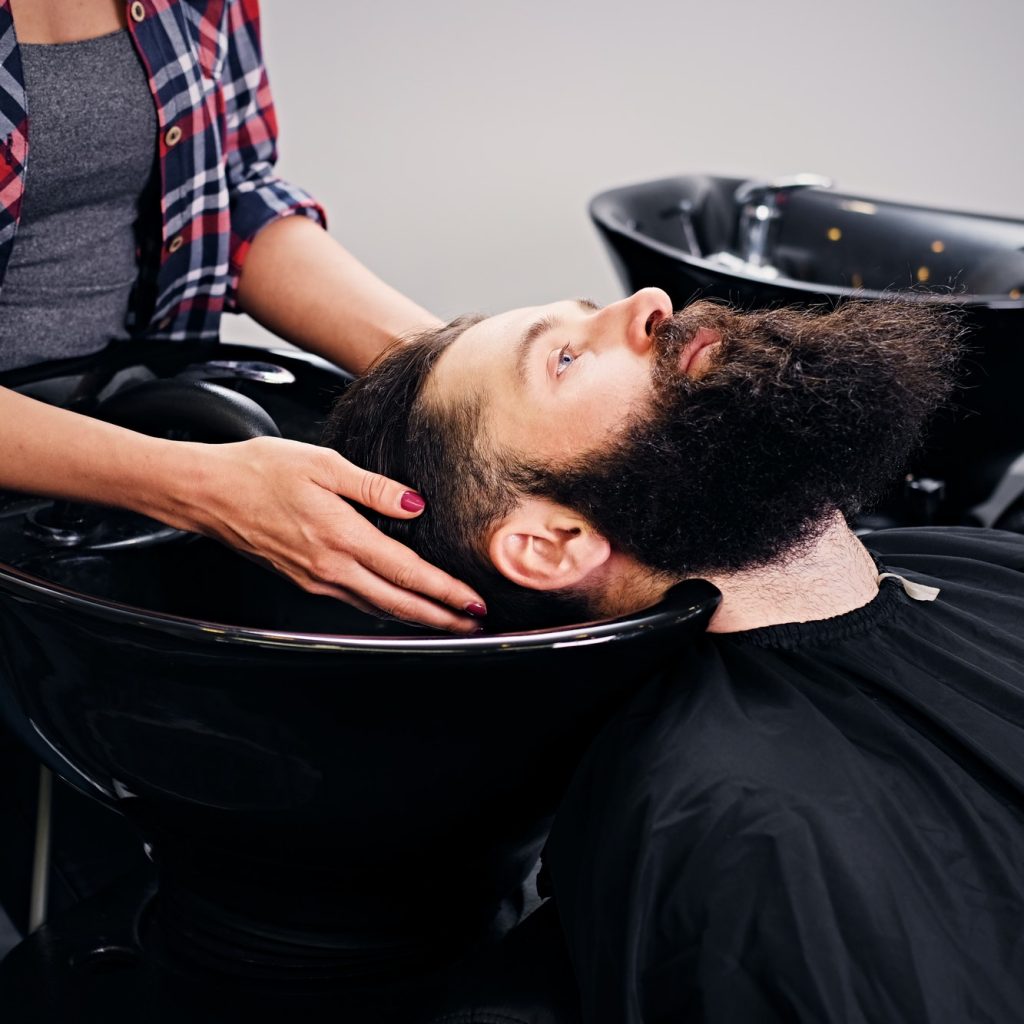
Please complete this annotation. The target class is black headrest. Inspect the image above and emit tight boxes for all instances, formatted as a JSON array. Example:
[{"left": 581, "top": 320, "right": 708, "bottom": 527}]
[{"left": 94, "top": 378, "right": 281, "bottom": 442}]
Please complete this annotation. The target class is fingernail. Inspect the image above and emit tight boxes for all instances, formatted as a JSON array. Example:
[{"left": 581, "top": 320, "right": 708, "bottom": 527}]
[
  {"left": 400, "top": 490, "right": 426, "bottom": 512},
  {"left": 465, "top": 601, "right": 487, "bottom": 618}
]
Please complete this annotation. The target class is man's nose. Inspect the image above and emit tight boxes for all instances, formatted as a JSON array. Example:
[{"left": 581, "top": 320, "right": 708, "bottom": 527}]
[{"left": 600, "top": 287, "right": 674, "bottom": 352}]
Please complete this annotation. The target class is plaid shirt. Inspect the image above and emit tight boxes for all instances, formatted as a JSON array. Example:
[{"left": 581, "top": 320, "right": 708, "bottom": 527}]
[{"left": 0, "top": 0, "right": 325, "bottom": 342}]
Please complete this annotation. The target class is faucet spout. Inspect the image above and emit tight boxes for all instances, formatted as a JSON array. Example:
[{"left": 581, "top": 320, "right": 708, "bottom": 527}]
[{"left": 729, "top": 173, "right": 834, "bottom": 276}]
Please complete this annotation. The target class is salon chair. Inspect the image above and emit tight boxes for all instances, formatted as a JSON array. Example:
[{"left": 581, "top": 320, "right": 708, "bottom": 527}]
[
  {"left": 0, "top": 340, "right": 721, "bottom": 1022},
  {"left": 589, "top": 173, "right": 1024, "bottom": 532}
]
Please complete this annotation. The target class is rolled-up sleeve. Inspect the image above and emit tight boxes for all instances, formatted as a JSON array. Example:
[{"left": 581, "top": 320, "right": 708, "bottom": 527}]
[{"left": 221, "top": 0, "right": 327, "bottom": 309}]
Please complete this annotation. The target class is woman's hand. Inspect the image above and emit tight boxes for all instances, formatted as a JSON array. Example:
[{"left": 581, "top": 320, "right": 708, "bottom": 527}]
[{"left": 155, "top": 436, "right": 488, "bottom": 633}]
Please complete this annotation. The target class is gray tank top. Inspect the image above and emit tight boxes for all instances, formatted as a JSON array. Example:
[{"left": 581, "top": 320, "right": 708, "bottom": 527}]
[{"left": 0, "top": 29, "right": 158, "bottom": 372}]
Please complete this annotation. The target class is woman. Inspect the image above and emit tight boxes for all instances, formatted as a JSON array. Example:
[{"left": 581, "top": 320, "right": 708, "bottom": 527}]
[
  {"left": 0, "top": 0, "right": 487, "bottom": 633},
  {"left": 0, "top": 0, "right": 484, "bottom": 943}
]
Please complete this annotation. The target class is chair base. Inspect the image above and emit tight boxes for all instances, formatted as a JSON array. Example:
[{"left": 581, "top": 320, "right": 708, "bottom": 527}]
[{"left": 0, "top": 865, "right": 580, "bottom": 1024}]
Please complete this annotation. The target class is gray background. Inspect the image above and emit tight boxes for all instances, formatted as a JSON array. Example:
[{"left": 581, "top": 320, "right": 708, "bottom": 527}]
[{"left": 225, "top": 0, "right": 1024, "bottom": 348}]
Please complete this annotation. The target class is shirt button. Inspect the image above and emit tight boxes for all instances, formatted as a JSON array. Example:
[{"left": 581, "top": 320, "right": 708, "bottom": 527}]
[
  {"left": 130, "top": 2, "right": 146, "bottom": 23},
  {"left": 164, "top": 125, "right": 183, "bottom": 148},
  {"left": 167, "top": 235, "right": 184, "bottom": 254}
]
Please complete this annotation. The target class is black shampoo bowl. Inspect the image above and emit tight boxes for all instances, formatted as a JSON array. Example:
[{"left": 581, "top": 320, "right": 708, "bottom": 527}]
[
  {"left": 0, "top": 341, "right": 720, "bottom": 994},
  {"left": 590, "top": 173, "right": 1024, "bottom": 530}
]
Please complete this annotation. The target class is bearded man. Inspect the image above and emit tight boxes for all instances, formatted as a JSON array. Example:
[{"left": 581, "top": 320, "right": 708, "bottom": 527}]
[{"left": 324, "top": 289, "right": 1024, "bottom": 1023}]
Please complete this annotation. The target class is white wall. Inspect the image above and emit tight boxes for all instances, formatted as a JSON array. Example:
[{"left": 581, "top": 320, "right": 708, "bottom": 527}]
[{"left": 225, "top": 0, "right": 1024, "bottom": 347}]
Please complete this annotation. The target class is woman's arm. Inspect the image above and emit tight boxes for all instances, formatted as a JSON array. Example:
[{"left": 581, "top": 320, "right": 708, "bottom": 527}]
[
  {"left": 0, "top": 386, "right": 486, "bottom": 632},
  {"left": 236, "top": 215, "right": 440, "bottom": 373},
  {"left": 218, "top": 0, "right": 439, "bottom": 372}
]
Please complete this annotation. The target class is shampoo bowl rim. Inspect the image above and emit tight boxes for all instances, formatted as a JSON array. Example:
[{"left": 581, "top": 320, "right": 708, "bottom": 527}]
[{"left": 0, "top": 557, "right": 721, "bottom": 655}]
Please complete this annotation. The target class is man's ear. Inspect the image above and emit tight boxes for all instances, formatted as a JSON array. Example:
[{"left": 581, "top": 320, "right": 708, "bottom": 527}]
[{"left": 488, "top": 497, "right": 611, "bottom": 592}]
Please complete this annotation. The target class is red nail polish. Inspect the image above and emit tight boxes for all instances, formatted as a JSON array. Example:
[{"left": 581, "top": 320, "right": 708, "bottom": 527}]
[
  {"left": 465, "top": 602, "right": 487, "bottom": 618},
  {"left": 400, "top": 491, "right": 425, "bottom": 512}
]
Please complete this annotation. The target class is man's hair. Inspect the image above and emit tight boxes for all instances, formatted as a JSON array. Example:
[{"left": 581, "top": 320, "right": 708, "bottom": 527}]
[
  {"left": 323, "top": 298, "right": 965, "bottom": 631},
  {"left": 321, "top": 316, "right": 595, "bottom": 630}
]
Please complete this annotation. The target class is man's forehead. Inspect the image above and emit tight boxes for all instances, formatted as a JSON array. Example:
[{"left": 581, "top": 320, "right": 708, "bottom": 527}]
[
  {"left": 465, "top": 298, "right": 571, "bottom": 335},
  {"left": 424, "top": 298, "right": 565, "bottom": 432},
  {"left": 431, "top": 299, "right": 571, "bottom": 386},
  {"left": 454, "top": 297, "right": 602, "bottom": 369}
]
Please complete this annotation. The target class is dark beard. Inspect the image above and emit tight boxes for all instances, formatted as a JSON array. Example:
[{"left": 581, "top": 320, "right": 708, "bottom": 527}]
[{"left": 512, "top": 297, "right": 966, "bottom": 578}]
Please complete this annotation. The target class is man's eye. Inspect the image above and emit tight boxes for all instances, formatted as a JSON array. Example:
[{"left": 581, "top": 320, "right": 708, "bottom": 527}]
[{"left": 556, "top": 343, "right": 576, "bottom": 377}]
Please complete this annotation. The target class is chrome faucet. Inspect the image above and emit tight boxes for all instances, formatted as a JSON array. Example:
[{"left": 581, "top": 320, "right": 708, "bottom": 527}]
[{"left": 712, "top": 173, "right": 834, "bottom": 278}]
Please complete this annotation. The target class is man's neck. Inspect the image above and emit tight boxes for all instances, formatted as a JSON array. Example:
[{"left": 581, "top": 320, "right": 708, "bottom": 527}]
[{"left": 701, "top": 512, "right": 880, "bottom": 633}]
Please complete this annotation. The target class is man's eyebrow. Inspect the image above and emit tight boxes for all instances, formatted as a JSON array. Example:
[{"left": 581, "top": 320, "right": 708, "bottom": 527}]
[
  {"left": 513, "top": 298, "right": 601, "bottom": 388},
  {"left": 514, "top": 315, "right": 558, "bottom": 387}
]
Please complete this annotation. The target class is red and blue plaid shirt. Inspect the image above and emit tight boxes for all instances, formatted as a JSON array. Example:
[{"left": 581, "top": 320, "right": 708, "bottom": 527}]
[{"left": 0, "top": 0, "right": 325, "bottom": 342}]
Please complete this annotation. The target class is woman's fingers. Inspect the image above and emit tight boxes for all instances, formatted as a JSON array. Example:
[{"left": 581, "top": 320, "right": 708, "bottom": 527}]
[
  {"left": 306, "top": 566, "right": 484, "bottom": 634},
  {"left": 314, "top": 448, "right": 489, "bottom": 619},
  {"left": 304, "top": 522, "right": 487, "bottom": 632},
  {"left": 287, "top": 505, "right": 486, "bottom": 632},
  {"left": 194, "top": 438, "right": 489, "bottom": 632},
  {"left": 321, "top": 447, "right": 428, "bottom": 520}
]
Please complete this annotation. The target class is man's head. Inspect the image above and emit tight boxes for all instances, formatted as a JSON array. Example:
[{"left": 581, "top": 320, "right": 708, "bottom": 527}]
[{"left": 323, "top": 290, "right": 964, "bottom": 629}]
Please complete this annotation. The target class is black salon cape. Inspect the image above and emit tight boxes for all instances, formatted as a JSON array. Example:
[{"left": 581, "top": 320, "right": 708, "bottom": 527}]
[{"left": 542, "top": 526, "right": 1024, "bottom": 1024}]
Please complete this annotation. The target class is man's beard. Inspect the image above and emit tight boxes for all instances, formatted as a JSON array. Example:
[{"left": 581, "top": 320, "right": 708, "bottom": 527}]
[{"left": 513, "top": 297, "right": 965, "bottom": 579}]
